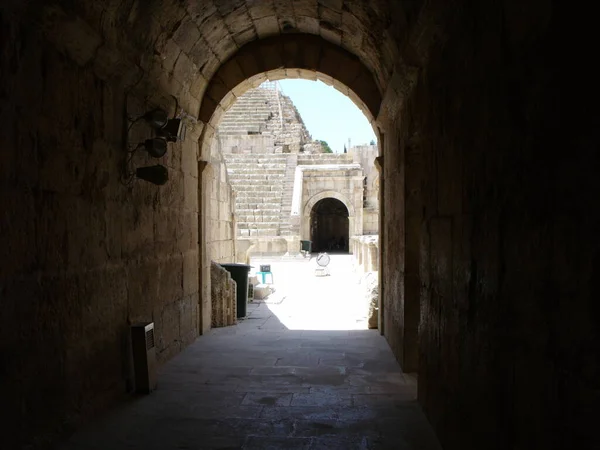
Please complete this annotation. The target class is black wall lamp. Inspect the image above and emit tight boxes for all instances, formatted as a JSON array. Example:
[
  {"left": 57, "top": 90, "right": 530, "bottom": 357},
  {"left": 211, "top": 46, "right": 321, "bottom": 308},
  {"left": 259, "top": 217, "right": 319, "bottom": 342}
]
[
  {"left": 136, "top": 165, "right": 169, "bottom": 185},
  {"left": 144, "top": 108, "right": 169, "bottom": 129},
  {"left": 124, "top": 103, "right": 186, "bottom": 186},
  {"left": 143, "top": 108, "right": 185, "bottom": 143},
  {"left": 160, "top": 118, "right": 185, "bottom": 142},
  {"left": 144, "top": 137, "right": 168, "bottom": 158}
]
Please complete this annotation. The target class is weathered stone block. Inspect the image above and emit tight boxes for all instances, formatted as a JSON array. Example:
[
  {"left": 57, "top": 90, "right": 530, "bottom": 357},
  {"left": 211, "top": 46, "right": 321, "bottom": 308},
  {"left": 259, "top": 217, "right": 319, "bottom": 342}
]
[
  {"left": 211, "top": 261, "right": 237, "bottom": 327},
  {"left": 183, "top": 250, "right": 200, "bottom": 296},
  {"left": 172, "top": 19, "right": 202, "bottom": 54}
]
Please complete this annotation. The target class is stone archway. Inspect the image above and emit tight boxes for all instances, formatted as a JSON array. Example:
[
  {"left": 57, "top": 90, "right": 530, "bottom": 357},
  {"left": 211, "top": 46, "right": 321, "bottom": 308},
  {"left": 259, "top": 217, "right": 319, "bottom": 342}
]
[
  {"left": 197, "top": 34, "right": 382, "bottom": 159},
  {"left": 195, "top": 34, "right": 381, "bottom": 328},
  {"left": 301, "top": 190, "right": 358, "bottom": 245},
  {"left": 309, "top": 198, "right": 350, "bottom": 253}
]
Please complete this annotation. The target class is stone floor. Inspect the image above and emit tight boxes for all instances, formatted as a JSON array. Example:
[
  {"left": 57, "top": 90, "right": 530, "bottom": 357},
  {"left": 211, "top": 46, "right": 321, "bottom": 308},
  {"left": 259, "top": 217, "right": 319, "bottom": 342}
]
[{"left": 60, "top": 256, "right": 442, "bottom": 450}]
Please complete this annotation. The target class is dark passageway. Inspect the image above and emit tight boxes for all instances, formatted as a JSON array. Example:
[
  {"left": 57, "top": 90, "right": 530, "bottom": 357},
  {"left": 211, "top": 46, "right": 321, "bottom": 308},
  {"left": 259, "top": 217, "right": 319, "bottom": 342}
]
[
  {"left": 1, "top": 1, "right": 598, "bottom": 449},
  {"left": 310, "top": 198, "right": 349, "bottom": 253}
]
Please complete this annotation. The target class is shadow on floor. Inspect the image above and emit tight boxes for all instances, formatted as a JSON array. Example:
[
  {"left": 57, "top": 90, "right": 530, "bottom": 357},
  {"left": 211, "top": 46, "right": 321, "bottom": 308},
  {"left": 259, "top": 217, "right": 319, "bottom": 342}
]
[{"left": 60, "top": 301, "right": 441, "bottom": 450}]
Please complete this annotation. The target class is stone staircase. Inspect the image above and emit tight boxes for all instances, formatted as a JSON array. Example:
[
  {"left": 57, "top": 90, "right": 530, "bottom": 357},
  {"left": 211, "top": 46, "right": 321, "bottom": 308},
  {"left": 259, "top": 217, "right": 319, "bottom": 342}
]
[
  {"left": 218, "top": 84, "right": 359, "bottom": 245},
  {"left": 218, "top": 87, "right": 281, "bottom": 136},
  {"left": 218, "top": 86, "right": 312, "bottom": 153},
  {"left": 224, "top": 153, "right": 291, "bottom": 238},
  {"left": 225, "top": 152, "right": 358, "bottom": 239}
]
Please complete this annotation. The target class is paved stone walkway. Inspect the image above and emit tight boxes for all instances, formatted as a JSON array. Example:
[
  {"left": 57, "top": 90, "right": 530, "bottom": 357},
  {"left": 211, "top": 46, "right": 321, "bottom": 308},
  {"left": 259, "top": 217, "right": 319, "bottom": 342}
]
[{"left": 61, "top": 256, "right": 441, "bottom": 450}]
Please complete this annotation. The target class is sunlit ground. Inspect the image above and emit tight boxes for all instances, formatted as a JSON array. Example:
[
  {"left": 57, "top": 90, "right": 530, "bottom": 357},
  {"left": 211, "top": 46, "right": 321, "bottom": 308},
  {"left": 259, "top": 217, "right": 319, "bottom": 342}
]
[{"left": 249, "top": 254, "right": 371, "bottom": 330}]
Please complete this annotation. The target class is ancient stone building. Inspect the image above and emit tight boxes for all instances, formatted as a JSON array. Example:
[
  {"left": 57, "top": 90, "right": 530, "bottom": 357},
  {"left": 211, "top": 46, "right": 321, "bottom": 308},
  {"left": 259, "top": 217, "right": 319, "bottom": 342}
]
[
  {"left": 1, "top": 1, "right": 598, "bottom": 449},
  {"left": 213, "top": 83, "right": 379, "bottom": 258}
]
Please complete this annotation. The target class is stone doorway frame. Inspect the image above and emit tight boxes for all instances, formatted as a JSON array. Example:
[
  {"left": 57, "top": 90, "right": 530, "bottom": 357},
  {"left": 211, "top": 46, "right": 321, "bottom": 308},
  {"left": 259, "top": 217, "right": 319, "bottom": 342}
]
[{"left": 301, "top": 191, "right": 357, "bottom": 242}]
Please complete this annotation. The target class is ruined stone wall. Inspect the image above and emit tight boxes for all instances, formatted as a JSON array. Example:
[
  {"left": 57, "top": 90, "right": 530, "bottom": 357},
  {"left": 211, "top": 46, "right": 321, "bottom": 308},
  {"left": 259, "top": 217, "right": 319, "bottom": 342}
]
[
  {"left": 351, "top": 144, "right": 379, "bottom": 234},
  {"left": 351, "top": 144, "right": 379, "bottom": 208},
  {"left": 0, "top": 3, "right": 204, "bottom": 447},
  {"left": 210, "top": 262, "right": 237, "bottom": 328},
  {"left": 382, "top": 2, "right": 599, "bottom": 449}
]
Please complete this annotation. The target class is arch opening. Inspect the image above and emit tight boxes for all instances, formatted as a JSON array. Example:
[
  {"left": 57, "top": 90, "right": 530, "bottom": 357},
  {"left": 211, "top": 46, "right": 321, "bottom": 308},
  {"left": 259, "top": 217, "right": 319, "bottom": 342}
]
[
  {"left": 310, "top": 198, "right": 350, "bottom": 253},
  {"left": 198, "top": 34, "right": 383, "bottom": 157}
]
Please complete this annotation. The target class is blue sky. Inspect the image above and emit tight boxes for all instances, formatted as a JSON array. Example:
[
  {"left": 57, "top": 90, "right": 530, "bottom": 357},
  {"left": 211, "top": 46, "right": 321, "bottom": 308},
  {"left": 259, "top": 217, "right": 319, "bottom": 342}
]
[{"left": 277, "top": 79, "right": 376, "bottom": 154}]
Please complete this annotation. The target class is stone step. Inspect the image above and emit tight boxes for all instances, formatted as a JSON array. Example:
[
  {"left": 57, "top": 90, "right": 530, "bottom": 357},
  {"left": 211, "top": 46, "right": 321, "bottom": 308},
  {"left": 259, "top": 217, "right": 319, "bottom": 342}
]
[
  {"left": 234, "top": 189, "right": 282, "bottom": 196},
  {"left": 226, "top": 159, "right": 288, "bottom": 164},
  {"left": 218, "top": 124, "right": 268, "bottom": 131},
  {"left": 226, "top": 167, "right": 286, "bottom": 172},
  {"left": 228, "top": 168, "right": 284, "bottom": 174},
  {"left": 226, "top": 164, "right": 286, "bottom": 170},
  {"left": 227, "top": 172, "right": 284, "bottom": 177},
  {"left": 229, "top": 178, "right": 284, "bottom": 187},
  {"left": 236, "top": 204, "right": 281, "bottom": 210},
  {"left": 237, "top": 200, "right": 281, "bottom": 206},
  {"left": 298, "top": 155, "right": 353, "bottom": 160},
  {"left": 229, "top": 173, "right": 285, "bottom": 179},
  {"left": 219, "top": 118, "right": 270, "bottom": 124},
  {"left": 237, "top": 222, "right": 280, "bottom": 229},
  {"left": 237, "top": 210, "right": 281, "bottom": 216},
  {"left": 298, "top": 159, "right": 354, "bottom": 164},
  {"left": 237, "top": 215, "right": 281, "bottom": 222},
  {"left": 238, "top": 229, "right": 279, "bottom": 237},
  {"left": 230, "top": 183, "right": 284, "bottom": 189},
  {"left": 227, "top": 163, "right": 286, "bottom": 169},
  {"left": 233, "top": 186, "right": 283, "bottom": 193},
  {"left": 237, "top": 214, "right": 282, "bottom": 219},
  {"left": 229, "top": 180, "right": 284, "bottom": 185},
  {"left": 231, "top": 184, "right": 283, "bottom": 190},
  {"left": 238, "top": 226, "right": 280, "bottom": 232},
  {"left": 225, "top": 155, "right": 290, "bottom": 160},
  {"left": 220, "top": 114, "right": 271, "bottom": 121},
  {"left": 235, "top": 192, "right": 282, "bottom": 199},
  {"left": 223, "top": 113, "right": 273, "bottom": 118}
]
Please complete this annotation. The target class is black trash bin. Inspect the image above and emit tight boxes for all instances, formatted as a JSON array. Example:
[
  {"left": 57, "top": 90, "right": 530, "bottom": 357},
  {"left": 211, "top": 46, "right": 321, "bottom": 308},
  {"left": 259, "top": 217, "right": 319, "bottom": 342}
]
[
  {"left": 300, "top": 240, "right": 312, "bottom": 253},
  {"left": 220, "top": 263, "right": 252, "bottom": 318}
]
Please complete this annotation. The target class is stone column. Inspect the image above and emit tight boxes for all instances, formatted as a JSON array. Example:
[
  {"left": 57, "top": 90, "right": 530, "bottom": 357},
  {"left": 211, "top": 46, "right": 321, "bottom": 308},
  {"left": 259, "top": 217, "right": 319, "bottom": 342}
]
[
  {"left": 367, "top": 241, "right": 378, "bottom": 272},
  {"left": 402, "top": 133, "right": 423, "bottom": 373},
  {"left": 198, "top": 159, "right": 211, "bottom": 334},
  {"left": 374, "top": 153, "right": 384, "bottom": 335}
]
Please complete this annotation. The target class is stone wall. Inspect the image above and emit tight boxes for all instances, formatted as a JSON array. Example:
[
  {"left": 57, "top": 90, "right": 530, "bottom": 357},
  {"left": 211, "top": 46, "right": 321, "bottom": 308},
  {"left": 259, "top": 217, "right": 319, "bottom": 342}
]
[
  {"left": 0, "top": 3, "right": 206, "bottom": 447},
  {"left": 210, "top": 262, "right": 237, "bottom": 328},
  {"left": 3, "top": 1, "right": 597, "bottom": 449},
  {"left": 206, "top": 143, "right": 236, "bottom": 264},
  {"left": 380, "top": 3, "right": 599, "bottom": 449}
]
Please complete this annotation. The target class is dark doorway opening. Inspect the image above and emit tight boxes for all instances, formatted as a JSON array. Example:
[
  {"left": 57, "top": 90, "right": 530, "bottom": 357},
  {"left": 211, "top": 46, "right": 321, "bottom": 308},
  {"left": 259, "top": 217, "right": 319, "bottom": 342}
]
[{"left": 310, "top": 198, "right": 349, "bottom": 253}]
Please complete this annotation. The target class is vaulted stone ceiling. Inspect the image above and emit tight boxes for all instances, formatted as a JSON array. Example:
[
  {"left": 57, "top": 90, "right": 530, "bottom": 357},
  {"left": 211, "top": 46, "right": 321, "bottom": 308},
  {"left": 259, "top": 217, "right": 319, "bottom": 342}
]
[
  {"left": 149, "top": 0, "right": 417, "bottom": 93},
  {"left": 36, "top": 0, "right": 425, "bottom": 119}
]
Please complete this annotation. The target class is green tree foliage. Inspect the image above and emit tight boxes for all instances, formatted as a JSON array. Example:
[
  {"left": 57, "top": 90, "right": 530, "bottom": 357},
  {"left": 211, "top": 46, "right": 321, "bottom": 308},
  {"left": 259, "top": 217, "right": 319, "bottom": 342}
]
[{"left": 319, "top": 140, "right": 333, "bottom": 153}]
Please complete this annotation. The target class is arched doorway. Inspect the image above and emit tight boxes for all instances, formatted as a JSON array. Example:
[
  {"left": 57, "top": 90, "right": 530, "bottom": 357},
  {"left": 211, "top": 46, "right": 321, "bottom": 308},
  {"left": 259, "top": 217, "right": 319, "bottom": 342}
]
[{"left": 310, "top": 198, "right": 349, "bottom": 253}]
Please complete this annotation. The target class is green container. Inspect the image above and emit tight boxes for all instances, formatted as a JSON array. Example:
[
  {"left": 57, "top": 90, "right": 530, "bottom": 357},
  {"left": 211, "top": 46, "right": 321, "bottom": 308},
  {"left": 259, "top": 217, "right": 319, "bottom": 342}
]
[
  {"left": 300, "top": 240, "right": 312, "bottom": 253},
  {"left": 220, "top": 263, "right": 252, "bottom": 318}
]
